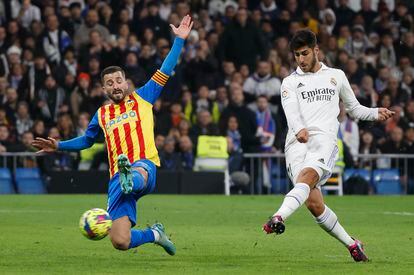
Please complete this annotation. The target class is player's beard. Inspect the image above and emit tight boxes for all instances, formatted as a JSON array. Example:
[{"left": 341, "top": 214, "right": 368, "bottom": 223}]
[
  {"left": 301, "top": 53, "right": 318, "bottom": 73},
  {"left": 107, "top": 89, "right": 126, "bottom": 103},
  {"left": 309, "top": 52, "right": 318, "bottom": 72}
]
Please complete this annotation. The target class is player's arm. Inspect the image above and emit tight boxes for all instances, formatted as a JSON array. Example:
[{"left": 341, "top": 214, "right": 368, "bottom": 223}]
[
  {"left": 339, "top": 71, "right": 394, "bottom": 121},
  {"left": 281, "top": 79, "right": 308, "bottom": 142},
  {"left": 137, "top": 15, "right": 193, "bottom": 105},
  {"left": 32, "top": 112, "right": 101, "bottom": 153}
]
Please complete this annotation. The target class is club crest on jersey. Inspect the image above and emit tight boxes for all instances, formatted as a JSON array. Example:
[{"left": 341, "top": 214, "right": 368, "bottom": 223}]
[
  {"left": 127, "top": 99, "right": 135, "bottom": 107},
  {"left": 330, "top": 78, "right": 337, "bottom": 86},
  {"left": 282, "top": 90, "right": 288, "bottom": 98}
]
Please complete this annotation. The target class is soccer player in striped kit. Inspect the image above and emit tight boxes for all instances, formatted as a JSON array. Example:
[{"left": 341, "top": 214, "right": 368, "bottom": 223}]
[{"left": 32, "top": 15, "right": 193, "bottom": 255}]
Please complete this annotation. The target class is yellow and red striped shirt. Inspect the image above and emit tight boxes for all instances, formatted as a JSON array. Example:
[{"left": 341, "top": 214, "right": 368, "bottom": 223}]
[{"left": 97, "top": 70, "right": 168, "bottom": 177}]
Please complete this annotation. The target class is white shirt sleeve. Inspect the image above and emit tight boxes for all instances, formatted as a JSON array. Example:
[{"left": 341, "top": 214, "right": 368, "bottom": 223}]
[
  {"left": 339, "top": 70, "right": 378, "bottom": 121},
  {"left": 281, "top": 77, "right": 306, "bottom": 135}
]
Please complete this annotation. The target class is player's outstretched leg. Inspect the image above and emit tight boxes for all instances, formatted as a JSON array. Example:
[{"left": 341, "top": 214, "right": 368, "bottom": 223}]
[
  {"left": 306, "top": 188, "right": 368, "bottom": 262},
  {"left": 151, "top": 223, "right": 176, "bottom": 255},
  {"left": 263, "top": 168, "right": 318, "bottom": 234},
  {"left": 118, "top": 154, "right": 147, "bottom": 194}
]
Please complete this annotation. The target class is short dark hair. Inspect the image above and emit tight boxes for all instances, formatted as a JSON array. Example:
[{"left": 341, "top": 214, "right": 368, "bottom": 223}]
[
  {"left": 100, "top": 66, "right": 125, "bottom": 83},
  {"left": 289, "top": 29, "right": 317, "bottom": 52}
]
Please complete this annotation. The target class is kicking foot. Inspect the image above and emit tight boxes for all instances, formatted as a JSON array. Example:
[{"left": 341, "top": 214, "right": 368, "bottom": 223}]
[
  {"left": 118, "top": 154, "right": 133, "bottom": 194},
  {"left": 348, "top": 239, "right": 369, "bottom": 262},
  {"left": 263, "top": 215, "right": 285, "bottom": 235},
  {"left": 151, "top": 223, "right": 176, "bottom": 256}
]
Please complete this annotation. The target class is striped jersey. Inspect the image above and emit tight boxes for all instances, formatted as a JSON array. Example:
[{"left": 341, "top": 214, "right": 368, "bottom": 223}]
[{"left": 83, "top": 70, "right": 169, "bottom": 178}]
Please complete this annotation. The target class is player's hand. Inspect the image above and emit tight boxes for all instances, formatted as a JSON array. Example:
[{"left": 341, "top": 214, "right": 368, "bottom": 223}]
[
  {"left": 170, "top": 14, "right": 193, "bottom": 39},
  {"left": 377, "top": 108, "right": 395, "bottom": 121},
  {"left": 296, "top": 128, "right": 309, "bottom": 143},
  {"left": 31, "top": 137, "right": 58, "bottom": 153}
]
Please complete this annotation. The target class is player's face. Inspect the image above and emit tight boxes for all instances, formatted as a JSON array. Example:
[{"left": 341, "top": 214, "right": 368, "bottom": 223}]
[
  {"left": 102, "top": 71, "right": 129, "bottom": 103},
  {"left": 294, "top": 46, "right": 319, "bottom": 73}
]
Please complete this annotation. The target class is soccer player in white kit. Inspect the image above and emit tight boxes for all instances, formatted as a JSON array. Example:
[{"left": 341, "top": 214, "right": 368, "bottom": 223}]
[{"left": 262, "top": 30, "right": 394, "bottom": 262}]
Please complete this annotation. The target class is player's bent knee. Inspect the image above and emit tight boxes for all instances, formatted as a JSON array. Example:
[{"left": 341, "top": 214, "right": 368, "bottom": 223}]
[
  {"left": 110, "top": 235, "right": 130, "bottom": 250},
  {"left": 297, "top": 168, "right": 320, "bottom": 186},
  {"left": 305, "top": 199, "right": 325, "bottom": 216}
]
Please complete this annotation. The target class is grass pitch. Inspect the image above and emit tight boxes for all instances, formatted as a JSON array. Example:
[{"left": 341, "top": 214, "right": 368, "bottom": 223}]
[{"left": 0, "top": 195, "right": 413, "bottom": 274}]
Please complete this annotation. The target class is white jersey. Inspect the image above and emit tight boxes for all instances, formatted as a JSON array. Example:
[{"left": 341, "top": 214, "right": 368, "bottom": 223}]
[{"left": 281, "top": 63, "right": 378, "bottom": 150}]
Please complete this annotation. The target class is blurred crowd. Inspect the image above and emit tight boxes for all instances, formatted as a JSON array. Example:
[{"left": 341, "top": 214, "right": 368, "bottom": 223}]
[{"left": 0, "top": 0, "right": 413, "bottom": 180}]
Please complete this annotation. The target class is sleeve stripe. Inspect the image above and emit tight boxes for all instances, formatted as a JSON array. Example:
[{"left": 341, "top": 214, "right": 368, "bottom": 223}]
[{"left": 151, "top": 70, "right": 169, "bottom": 86}]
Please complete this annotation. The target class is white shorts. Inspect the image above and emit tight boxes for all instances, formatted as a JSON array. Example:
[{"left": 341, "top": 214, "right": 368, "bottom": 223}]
[{"left": 285, "top": 134, "right": 338, "bottom": 187}]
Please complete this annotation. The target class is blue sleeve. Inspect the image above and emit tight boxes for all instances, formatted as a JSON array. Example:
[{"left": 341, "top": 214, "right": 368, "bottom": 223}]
[
  {"left": 137, "top": 37, "right": 184, "bottom": 105},
  {"left": 58, "top": 112, "right": 101, "bottom": 151},
  {"left": 160, "top": 37, "right": 185, "bottom": 75}
]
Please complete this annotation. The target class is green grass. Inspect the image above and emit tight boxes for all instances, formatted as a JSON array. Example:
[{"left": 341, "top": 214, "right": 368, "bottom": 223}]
[{"left": 0, "top": 195, "right": 413, "bottom": 274}]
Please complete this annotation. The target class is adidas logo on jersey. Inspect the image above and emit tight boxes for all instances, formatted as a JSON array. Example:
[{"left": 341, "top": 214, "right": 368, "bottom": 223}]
[{"left": 297, "top": 82, "right": 305, "bottom": 88}]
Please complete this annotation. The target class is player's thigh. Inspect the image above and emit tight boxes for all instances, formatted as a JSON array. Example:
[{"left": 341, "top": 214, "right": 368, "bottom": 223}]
[
  {"left": 303, "top": 135, "right": 338, "bottom": 187},
  {"left": 109, "top": 216, "right": 131, "bottom": 247},
  {"left": 132, "top": 159, "right": 157, "bottom": 196},
  {"left": 305, "top": 187, "right": 325, "bottom": 217},
  {"left": 285, "top": 142, "right": 307, "bottom": 184}
]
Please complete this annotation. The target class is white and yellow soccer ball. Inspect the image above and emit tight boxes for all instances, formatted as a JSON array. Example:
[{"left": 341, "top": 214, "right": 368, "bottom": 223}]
[{"left": 79, "top": 208, "right": 112, "bottom": 240}]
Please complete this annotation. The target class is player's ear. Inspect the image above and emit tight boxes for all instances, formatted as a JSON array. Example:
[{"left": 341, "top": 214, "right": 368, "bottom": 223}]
[{"left": 313, "top": 46, "right": 319, "bottom": 56}]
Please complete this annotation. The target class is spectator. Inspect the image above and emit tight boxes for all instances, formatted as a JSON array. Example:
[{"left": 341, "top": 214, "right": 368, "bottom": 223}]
[
  {"left": 378, "top": 32, "right": 397, "bottom": 68},
  {"left": 31, "top": 119, "right": 45, "bottom": 138},
  {"left": 220, "top": 83, "right": 259, "bottom": 152},
  {"left": 189, "top": 109, "right": 220, "bottom": 146},
  {"left": 185, "top": 85, "right": 219, "bottom": 124},
  {"left": 124, "top": 52, "right": 146, "bottom": 87},
  {"left": 155, "top": 134, "right": 165, "bottom": 151},
  {"left": 78, "top": 30, "right": 112, "bottom": 71},
  {"left": 15, "top": 0, "right": 41, "bottom": 30},
  {"left": 36, "top": 75, "right": 67, "bottom": 125},
  {"left": 219, "top": 8, "right": 267, "bottom": 70},
  {"left": 243, "top": 60, "right": 281, "bottom": 104},
  {"left": 0, "top": 124, "right": 11, "bottom": 151},
  {"left": 159, "top": 137, "right": 181, "bottom": 170},
  {"left": 401, "top": 100, "right": 414, "bottom": 130},
  {"left": 384, "top": 76, "right": 409, "bottom": 107},
  {"left": 216, "top": 85, "right": 229, "bottom": 112},
  {"left": 57, "top": 113, "right": 75, "bottom": 140},
  {"left": 339, "top": 102, "right": 359, "bottom": 161},
  {"left": 343, "top": 25, "right": 372, "bottom": 59},
  {"left": 21, "top": 54, "right": 51, "bottom": 102},
  {"left": 15, "top": 101, "right": 33, "bottom": 139},
  {"left": 137, "top": 2, "right": 170, "bottom": 40},
  {"left": 76, "top": 112, "right": 90, "bottom": 136},
  {"left": 42, "top": 126, "right": 77, "bottom": 171},
  {"left": 357, "top": 0, "right": 377, "bottom": 32},
  {"left": 225, "top": 115, "right": 243, "bottom": 173},
  {"left": 73, "top": 9, "right": 112, "bottom": 50},
  {"left": 42, "top": 14, "right": 72, "bottom": 66},
  {"left": 70, "top": 73, "right": 91, "bottom": 118},
  {"left": 255, "top": 96, "right": 275, "bottom": 152},
  {"left": 177, "top": 119, "right": 190, "bottom": 137},
  {"left": 178, "top": 135, "right": 194, "bottom": 170},
  {"left": 184, "top": 40, "right": 219, "bottom": 90},
  {"left": 359, "top": 130, "right": 380, "bottom": 169},
  {"left": 399, "top": 32, "right": 414, "bottom": 64}
]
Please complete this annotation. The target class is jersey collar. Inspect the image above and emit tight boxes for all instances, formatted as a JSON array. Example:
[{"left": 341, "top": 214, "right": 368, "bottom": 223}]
[{"left": 295, "top": 62, "right": 329, "bottom": 75}]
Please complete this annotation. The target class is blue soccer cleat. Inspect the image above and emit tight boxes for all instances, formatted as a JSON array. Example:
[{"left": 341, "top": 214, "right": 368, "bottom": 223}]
[
  {"left": 151, "top": 223, "right": 176, "bottom": 256},
  {"left": 118, "top": 154, "right": 133, "bottom": 194}
]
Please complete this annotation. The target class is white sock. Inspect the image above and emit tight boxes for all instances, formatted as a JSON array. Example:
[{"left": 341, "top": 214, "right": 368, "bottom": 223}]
[
  {"left": 315, "top": 205, "right": 354, "bottom": 246},
  {"left": 274, "top": 183, "right": 310, "bottom": 220},
  {"left": 152, "top": 229, "right": 160, "bottom": 242}
]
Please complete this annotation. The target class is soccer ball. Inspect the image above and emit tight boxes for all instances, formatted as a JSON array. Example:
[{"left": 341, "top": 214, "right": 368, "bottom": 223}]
[{"left": 79, "top": 208, "right": 112, "bottom": 240}]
